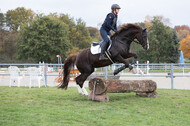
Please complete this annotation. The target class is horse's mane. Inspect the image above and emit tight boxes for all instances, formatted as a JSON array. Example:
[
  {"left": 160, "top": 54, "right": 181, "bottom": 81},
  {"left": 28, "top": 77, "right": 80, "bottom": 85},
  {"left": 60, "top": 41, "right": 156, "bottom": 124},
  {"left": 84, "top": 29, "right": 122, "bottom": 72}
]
[
  {"left": 118, "top": 23, "right": 141, "bottom": 33},
  {"left": 112, "top": 23, "right": 142, "bottom": 38}
]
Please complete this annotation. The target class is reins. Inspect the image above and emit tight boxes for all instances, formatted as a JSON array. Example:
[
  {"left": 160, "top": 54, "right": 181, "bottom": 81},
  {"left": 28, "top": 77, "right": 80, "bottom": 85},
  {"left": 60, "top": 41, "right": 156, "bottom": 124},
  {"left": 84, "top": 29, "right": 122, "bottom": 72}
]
[
  {"left": 131, "top": 39, "right": 141, "bottom": 45},
  {"left": 112, "top": 36, "right": 141, "bottom": 45},
  {"left": 126, "top": 37, "right": 141, "bottom": 45}
]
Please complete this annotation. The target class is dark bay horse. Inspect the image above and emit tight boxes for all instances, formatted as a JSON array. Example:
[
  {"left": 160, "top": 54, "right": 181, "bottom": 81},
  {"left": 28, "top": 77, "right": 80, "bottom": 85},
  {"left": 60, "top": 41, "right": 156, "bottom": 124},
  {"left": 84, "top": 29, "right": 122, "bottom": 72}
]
[{"left": 59, "top": 23, "right": 149, "bottom": 94}]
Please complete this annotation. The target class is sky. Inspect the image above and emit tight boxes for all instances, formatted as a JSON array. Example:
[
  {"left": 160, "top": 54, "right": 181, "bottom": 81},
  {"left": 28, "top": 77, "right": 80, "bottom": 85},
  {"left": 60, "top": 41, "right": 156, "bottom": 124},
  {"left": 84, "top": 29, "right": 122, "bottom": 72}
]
[{"left": 0, "top": 0, "right": 189, "bottom": 28}]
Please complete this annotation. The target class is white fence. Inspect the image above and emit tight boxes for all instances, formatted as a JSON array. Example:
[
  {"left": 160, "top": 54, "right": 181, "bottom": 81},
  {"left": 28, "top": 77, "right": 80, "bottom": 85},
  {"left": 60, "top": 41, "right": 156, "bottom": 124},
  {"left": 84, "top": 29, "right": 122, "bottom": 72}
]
[{"left": 0, "top": 63, "right": 190, "bottom": 89}]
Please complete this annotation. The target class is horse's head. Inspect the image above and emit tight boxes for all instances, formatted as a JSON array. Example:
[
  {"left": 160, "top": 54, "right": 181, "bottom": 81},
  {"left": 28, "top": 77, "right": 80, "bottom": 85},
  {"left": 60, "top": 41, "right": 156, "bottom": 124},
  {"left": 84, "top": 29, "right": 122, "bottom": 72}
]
[
  {"left": 114, "top": 24, "right": 149, "bottom": 50},
  {"left": 136, "top": 27, "right": 149, "bottom": 50}
]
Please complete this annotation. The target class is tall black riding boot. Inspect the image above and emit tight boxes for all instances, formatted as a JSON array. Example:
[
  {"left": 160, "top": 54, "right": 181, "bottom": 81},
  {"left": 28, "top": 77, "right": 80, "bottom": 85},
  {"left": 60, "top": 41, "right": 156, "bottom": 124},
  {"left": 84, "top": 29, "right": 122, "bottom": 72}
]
[{"left": 99, "top": 42, "right": 108, "bottom": 60}]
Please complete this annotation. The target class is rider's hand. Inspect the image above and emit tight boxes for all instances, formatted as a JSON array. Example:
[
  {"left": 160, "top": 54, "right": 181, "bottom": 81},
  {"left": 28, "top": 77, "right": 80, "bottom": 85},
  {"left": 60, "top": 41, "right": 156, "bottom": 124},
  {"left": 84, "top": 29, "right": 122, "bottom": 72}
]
[{"left": 114, "top": 29, "right": 118, "bottom": 34}]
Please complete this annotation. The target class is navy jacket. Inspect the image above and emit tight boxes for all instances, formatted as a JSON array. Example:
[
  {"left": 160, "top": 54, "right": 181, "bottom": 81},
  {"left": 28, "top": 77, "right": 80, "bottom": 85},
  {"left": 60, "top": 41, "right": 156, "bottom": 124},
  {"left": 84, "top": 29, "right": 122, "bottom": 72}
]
[{"left": 101, "top": 13, "right": 118, "bottom": 32}]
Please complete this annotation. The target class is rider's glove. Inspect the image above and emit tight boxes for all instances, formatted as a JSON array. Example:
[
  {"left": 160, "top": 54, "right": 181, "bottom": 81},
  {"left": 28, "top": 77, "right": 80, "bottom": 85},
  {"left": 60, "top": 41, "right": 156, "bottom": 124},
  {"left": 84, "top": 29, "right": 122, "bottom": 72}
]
[{"left": 114, "top": 30, "right": 118, "bottom": 34}]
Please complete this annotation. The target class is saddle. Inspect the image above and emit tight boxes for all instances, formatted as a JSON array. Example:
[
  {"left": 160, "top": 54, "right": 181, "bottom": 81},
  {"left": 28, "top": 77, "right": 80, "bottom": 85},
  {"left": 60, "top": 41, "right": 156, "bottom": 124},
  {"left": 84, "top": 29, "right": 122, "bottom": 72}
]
[
  {"left": 90, "top": 40, "right": 112, "bottom": 55},
  {"left": 92, "top": 40, "right": 103, "bottom": 46}
]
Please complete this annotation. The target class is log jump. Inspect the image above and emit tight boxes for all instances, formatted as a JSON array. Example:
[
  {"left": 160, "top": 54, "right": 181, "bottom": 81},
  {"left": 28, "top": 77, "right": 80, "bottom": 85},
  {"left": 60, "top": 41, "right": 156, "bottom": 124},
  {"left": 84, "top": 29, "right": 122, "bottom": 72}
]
[{"left": 88, "top": 78, "right": 158, "bottom": 102}]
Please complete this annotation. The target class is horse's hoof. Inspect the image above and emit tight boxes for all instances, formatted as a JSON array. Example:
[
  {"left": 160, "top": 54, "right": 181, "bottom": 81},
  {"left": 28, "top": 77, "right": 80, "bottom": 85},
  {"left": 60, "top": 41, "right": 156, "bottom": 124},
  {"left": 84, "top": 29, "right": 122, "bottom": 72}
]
[
  {"left": 79, "top": 93, "right": 84, "bottom": 95},
  {"left": 84, "top": 93, "right": 88, "bottom": 96},
  {"left": 113, "top": 71, "right": 118, "bottom": 76},
  {"left": 128, "top": 65, "right": 133, "bottom": 71},
  {"left": 132, "top": 58, "right": 137, "bottom": 65}
]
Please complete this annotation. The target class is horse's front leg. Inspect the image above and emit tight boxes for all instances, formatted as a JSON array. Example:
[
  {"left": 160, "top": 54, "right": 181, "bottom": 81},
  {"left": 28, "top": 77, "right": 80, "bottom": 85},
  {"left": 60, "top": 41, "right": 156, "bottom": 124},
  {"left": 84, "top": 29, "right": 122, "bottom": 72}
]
[
  {"left": 128, "top": 53, "right": 138, "bottom": 65},
  {"left": 113, "top": 55, "right": 133, "bottom": 75}
]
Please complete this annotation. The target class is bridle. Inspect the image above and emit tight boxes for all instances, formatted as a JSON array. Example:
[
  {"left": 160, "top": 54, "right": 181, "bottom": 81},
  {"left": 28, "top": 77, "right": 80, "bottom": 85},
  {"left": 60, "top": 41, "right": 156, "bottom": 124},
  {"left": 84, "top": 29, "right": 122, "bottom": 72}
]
[
  {"left": 124, "top": 30, "right": 147, "bottom": 46},
  {"left": 112, "top": 28, "right": 148, "bottom": 48},
  {"left": 115, "top": 36, "right": 141, "bottom": 45},
  {"left": 128, "top": 38, "right": 141, "bottom": 45}
]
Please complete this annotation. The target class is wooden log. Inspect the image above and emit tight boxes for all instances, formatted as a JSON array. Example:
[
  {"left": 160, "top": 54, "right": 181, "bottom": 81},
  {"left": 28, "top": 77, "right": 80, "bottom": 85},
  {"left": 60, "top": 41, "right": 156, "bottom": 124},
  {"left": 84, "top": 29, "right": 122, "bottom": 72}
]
[
  {"left": 88, "top": 92, "right": 109, "bottom": 102},
  {"left": 88, "top": 78, "right": 157, "bottom": 102}
]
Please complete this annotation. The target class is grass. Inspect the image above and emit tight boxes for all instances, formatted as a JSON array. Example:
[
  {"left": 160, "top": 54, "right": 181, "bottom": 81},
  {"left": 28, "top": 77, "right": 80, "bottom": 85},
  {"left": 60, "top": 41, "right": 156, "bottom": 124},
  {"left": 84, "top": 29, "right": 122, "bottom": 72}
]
[{"left": 0, "top": 87, "right": 190, "bottom": 126}]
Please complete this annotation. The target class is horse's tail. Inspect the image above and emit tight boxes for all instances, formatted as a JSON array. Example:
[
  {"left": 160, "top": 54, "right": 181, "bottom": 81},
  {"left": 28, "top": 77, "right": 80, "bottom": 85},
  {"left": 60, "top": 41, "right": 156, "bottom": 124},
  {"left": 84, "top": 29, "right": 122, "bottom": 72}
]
[{"left": 58, "top": 55, "right": 77, "bottom": 89}]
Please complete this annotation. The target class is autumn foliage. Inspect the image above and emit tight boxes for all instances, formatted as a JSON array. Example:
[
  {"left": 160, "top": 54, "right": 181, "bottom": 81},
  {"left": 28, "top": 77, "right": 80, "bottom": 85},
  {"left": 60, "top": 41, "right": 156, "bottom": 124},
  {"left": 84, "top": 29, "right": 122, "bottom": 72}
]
[
  {"left": 179, "top": 35, "right": 190, "bottom": 58},
  {"left": 175, "top": 25, "right": 190, "bottom": 40}
]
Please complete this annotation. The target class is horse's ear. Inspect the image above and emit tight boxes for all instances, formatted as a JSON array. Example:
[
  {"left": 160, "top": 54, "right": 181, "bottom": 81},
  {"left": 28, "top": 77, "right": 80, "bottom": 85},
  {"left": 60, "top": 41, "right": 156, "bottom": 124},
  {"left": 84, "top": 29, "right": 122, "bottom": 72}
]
[{"left": 143, "top": 27, "right": 147, "bottom": 31}]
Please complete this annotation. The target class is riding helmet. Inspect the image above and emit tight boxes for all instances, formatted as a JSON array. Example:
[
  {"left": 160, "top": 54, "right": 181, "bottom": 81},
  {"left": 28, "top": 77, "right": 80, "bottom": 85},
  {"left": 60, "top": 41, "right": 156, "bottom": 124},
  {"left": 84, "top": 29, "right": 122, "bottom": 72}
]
[{"left": 111, "top": 4, "right": 121, "bottom": 9}]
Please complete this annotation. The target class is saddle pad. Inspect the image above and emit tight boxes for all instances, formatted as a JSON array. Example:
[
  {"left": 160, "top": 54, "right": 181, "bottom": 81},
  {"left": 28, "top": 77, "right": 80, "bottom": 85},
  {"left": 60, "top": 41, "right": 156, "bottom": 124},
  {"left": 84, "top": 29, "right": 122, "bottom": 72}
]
[
  {"left": 90, "top": 44, "right": 101, "bottom": 54},
  {"left": 90, "top": 40, "right": 112, "bottom": 55}
]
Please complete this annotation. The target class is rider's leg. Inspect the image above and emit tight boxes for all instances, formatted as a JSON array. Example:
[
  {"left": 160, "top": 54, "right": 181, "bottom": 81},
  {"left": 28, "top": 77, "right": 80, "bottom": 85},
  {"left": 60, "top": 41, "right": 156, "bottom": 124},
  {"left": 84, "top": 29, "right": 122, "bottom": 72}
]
[
  {"left": 99, "top": 41, "right": 108, "bottom": 60},
  {"left": 99, "top": 28, "right": 109, "bottom": 60}
]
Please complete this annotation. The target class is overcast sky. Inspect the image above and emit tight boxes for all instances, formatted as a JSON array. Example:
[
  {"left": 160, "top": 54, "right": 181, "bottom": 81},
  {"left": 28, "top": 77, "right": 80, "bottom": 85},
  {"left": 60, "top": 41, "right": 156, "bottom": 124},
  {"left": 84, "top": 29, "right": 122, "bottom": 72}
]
[{"left": 0, "top": 0, "right": 189, "bottom": 28}]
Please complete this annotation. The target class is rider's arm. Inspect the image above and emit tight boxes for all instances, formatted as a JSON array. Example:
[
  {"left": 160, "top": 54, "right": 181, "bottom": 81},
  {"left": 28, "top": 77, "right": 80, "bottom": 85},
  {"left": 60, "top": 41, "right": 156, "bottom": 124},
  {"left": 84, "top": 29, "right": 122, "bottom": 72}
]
[
  {"left": 108, "top": 31, "right": 112, "bottom": 36},
  {"left": 106, "top": 13, "right": 116, "bottom": 32},
  {"left": 114, "top": 24, "right": 117, "bottom": 32}
]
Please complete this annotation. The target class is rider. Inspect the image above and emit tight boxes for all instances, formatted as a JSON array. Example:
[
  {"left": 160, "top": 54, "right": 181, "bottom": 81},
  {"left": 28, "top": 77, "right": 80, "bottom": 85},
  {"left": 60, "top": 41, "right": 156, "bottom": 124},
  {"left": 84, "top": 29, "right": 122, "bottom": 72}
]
[{"left": 99, "top": 4, "right": 121, "bottom": 60}]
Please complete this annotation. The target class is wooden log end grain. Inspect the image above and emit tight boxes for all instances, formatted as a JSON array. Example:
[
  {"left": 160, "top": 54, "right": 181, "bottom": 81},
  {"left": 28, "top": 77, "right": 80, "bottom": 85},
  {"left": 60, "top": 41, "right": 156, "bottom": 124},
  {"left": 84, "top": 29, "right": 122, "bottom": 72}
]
[
  {"left": 88, "top": 91, "right": 109, "bottom": 102},
  {"left": 88, "top": 78, "right": 108, "bottom": 95}
]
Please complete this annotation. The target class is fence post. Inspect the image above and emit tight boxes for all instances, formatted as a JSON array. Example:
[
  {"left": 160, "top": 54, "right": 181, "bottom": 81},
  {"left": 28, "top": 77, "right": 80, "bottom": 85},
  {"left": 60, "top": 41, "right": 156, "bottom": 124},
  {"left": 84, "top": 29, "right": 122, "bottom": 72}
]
[
  {"left": 104, "top": 66, "right": 108, "bottom": 79},
  {"left": 170, "top": 64, "right": 174, "bottom": 89},
  {"left": 146, "top": 61, "right": 150, "bottom": 75},
  {"left": 44, "top": 63, "right": 47, "bottom": 87}
]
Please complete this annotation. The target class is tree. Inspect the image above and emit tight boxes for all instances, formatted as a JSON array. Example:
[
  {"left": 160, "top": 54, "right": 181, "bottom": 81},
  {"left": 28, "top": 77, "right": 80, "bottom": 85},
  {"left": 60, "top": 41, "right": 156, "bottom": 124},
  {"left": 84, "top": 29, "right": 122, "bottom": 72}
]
[
  {"left": 0, "top": 30, "right": 19, "bottom": 61},
  {"left": 87, "top": 27, "right": 101, "bottom": 41},
  {"left": 144, "top": 15, "right": 152, "bottom": 28},
  {"left": 17, "top": 16, "right": 71, "bottom": 63},
  {"left": 68, "top": 18, "right": 92, "bottom": 49},
  {"left": 51, "top": 14, "right": 92, "bottom": 50},
  {"left": 0, "top": 12, "right": 4, "bottom": 29},
  {"left": 137, "top": 17, "right": 179, "bottom": 63},
  {"left": 144, "top": 15, "right": 171, "bottom": 28},
  {"left": 59, "top": 13, "right": 75, "bottom": 29},
  {"left": 5, "top": 7, "right": 35, "bottom": 31},
  {"left": 66, "top": 47, "right": 82, "bottom": 57},
  {"left": 175, "top": 25, "right": 190, "bottom": 40},
  {"left": 179, "top": 35, "right": 190, "bottom": 58},
  {"left": 169, "top": 29, "right": 180, "bottom": 62}
]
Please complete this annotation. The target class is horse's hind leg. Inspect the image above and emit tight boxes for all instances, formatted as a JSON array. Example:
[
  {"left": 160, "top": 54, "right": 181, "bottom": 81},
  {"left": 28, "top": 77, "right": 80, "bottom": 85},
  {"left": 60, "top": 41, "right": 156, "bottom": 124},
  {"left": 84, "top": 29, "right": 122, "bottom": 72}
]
[
  {"left": 75, "top": 74, "right": 88, "bottom": 95},
  {"left": 75, "top": 73, "right": 91, "bottom": 95},
  {"left": 76, "top": 84, "right": 84, "bottom": 95},
  {"left": 75, "top": 69, "right": 94, "bottom": 95},
  {"left": 76, "top": 84, "right": 88, "bottom": 96}
]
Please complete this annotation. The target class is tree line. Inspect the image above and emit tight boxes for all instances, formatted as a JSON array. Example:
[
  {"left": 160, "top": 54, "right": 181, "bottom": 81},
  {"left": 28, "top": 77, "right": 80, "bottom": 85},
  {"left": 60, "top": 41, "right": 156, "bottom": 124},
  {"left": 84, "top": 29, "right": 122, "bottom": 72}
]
[
  {"left": 0, "top": 7, "right": 189, "bottom": 63},
  {"left": 0, "top": 7, "right": 93, "bottom": 63}
]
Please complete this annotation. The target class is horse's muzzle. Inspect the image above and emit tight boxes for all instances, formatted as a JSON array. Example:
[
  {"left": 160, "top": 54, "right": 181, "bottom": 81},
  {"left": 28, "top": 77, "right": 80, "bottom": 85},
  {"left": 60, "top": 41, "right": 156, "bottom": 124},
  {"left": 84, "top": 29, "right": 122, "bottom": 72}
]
[
  {"left": 143, "top": 42, "right": 149, "bottom": 50},
  {"left": 143, "top": 45, "right": 148, "bottom": 50}
]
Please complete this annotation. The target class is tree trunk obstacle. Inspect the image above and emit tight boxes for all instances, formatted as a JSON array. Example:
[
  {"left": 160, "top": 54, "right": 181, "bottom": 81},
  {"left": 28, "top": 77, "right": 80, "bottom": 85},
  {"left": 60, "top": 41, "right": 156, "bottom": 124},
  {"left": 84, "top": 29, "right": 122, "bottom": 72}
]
[{"left": 88, "top": 78, "right": 158, "bottom": 102}]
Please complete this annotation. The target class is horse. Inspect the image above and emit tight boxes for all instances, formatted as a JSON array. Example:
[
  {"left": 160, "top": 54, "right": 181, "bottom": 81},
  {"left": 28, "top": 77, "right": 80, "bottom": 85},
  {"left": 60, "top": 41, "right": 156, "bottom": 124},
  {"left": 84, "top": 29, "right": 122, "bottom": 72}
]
[{"left": 58, "top": 23, "right": 149, "bottom": 95}]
